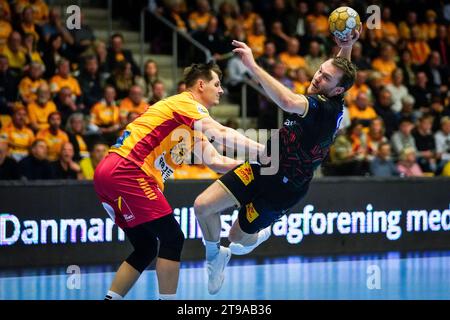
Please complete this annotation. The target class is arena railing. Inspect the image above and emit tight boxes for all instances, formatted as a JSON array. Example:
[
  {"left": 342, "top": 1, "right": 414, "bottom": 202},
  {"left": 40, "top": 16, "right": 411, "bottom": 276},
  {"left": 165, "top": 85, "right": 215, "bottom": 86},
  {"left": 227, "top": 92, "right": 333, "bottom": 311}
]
[{"left": 140, "top": 7, "right": 212, "bottom": 84}]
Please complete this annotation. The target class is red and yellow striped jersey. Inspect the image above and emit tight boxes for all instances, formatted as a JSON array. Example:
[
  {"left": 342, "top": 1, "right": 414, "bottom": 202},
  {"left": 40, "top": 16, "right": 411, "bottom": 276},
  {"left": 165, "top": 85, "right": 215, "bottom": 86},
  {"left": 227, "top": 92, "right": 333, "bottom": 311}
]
[{"left": 110, "top": 91, "right": 210, "bottom": 190}]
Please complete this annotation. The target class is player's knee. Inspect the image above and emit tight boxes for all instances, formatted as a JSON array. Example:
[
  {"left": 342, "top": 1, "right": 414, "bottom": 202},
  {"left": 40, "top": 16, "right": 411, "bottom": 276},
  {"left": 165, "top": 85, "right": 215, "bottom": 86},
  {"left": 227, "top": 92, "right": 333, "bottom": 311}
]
[
  {"left": 158, "top": 225, "right": 185, "bottom": 262},
  {"left": 126, "top": 245, "right": 157, "bottom": 273},
  {"left": 194, "top": 196, "right": 212, "bottom": 218}
]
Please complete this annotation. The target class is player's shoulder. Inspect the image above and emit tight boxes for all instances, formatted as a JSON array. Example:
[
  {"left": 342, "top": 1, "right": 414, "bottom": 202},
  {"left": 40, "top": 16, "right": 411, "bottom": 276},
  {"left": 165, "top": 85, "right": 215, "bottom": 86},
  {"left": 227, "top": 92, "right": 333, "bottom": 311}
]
[{"left": 166, "top": 92, "right": 209, "bottom": 115}]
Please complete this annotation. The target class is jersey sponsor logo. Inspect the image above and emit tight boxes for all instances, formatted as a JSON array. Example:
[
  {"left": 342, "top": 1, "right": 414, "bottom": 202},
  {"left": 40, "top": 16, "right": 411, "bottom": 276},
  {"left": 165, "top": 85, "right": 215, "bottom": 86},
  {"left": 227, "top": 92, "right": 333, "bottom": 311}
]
[
  {"left": 284, "top": 119, "right": 297, "bottom": 126},
  {"left": 197, "top": 104, "right": 208, "bottom": 114},
  {"left": 154, "top": 151, "right": 174, "bottom": 183},
  {"left": 170, "top": 138, "right": 188, "bottom": 165},
  {"left": 114, "top": 196, "right": 135, "bottom": 222},
  {"left": 234, "top": 162, "right": 254, "bottom": 186},
  {"left": 246, "top": 203, "right": 259, "bottom": 223}
]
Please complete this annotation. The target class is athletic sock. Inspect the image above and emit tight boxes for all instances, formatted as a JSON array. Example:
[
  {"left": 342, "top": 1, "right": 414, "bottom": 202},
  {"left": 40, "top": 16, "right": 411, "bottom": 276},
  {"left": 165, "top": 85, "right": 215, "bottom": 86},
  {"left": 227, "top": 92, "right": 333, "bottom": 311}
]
[
  {"left": 204, "top": 240, "right": 220, "bottom": 261},
  {"left": 255, "top": 227, "right": 271, "bottom": 246},
  {"left": 245, "top": 227, "right": 272, "bottom": 249},
  {"left": 159, "top": 293, "right": 176, "bottom": 300},
  {"left": 105, "top": 290, "right": 123, "bottom": 300}
]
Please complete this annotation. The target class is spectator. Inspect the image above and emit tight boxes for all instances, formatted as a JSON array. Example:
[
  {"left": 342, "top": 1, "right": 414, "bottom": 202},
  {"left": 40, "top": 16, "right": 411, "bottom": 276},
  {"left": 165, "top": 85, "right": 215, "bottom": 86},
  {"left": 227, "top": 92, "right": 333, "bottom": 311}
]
[
  {"left": 65, "top": 112, "right": 89, "bottom": 161},
  {"left": 410, "top": 71, "right": 431, "bottom": 115},
  {"left": 176, "top": 80, "right": 186, "bottom": 94},
  {"left": 36, "top": 111, "right": 69, "bottom": 161},
  {"left": 79, "top": 142, "right": 108, "bottom": 180},
  {"left": 304, "top": 40, "right": 326, "bottom": 78},
  {"left": 0, "top": 140, "right": 20, "bottom": 180},
  {"left": 188, "top": 0, "right": 212, "bottom": 32},
  {"left": 412, "top": 114, "right": 438, "bottom": 173},
  {"left": 149, "top": 80, "right": 167, "bottom": 105},
  {"left": 41, "top": 7, "right": 74, "bottom": 45},
  {"left": 68, "top": 12, "right": 95, "bottom": 59},
  {"left": 16, "top": 0, "right": 49, "bottom": 26},
  {"left": 305, "top": 1, "right": 329, "bottom": 38},
  {"left": 237, "top": 1, "right": 260, "bottom": 37},
  {"left": 345, "top": 69, "right": 372, "bottom": 106},
  {"left": 256, "top": 40, "right": 277, "bottom": 73},
  {"left": 391, "top": 117, "right": 417, "bottom": 158},
  {"left": 422, "top": 51, "right": 449, "bottom": 95},
  {"left": 328, "top": 121, "right": 370, "bottom": 176},
  {"left": 50, "top": 141, "right": 80, "bottom": 179},
  {"left": 398, "top": 49, "right": 418, "bottom": 88},
  {"left": 370, "top": 142, "right": 399, "bottom": 177},
  {"left": 420, "top": 10, "right": 438, "bottom": 41},
  {"left": 77, "top": 55, "right": 103, "bottom": 110},
  {"left": 142, "top": 59, "right": 159, "bottom": 99},
  {"left": 2, "top": 31, "right": 26, "bottom": 75},
  {"left": 396, "top": 146, "right": 424, "bottom": 177},
  {"left": 106, "top": 33, "right": 140, "bottom": 76},
  {"left": 268, "top": 21, "right": 289, "bottom": 54},
  {"left": 106, "top": 61, "right": 144, "bottom": 100},
  {"left": 371, "top": 43, "right": 397, "bottom": 84},
  {"left": 49, "top": 58, "right": 82, "bottom": 98},
  {"left": 292, "top": 68, "right": 310, "bottom": 95},
  {"left": 192, "top": 16, "right": 227, "bottom": 64},
  {"left": 0, "top": 107, "right": 34, "bottom": 161},
  {"left": 216, "top": 1, "right": 237, "bottom": 36},
  {"left": 247, "top": 17, "right": 266, "bottom": 59},
  {"left": 18, "top": 138, "right": 53, "bottom": 180},
  {"left": 407, "top": 25, "right": 431, "bottom": 66},
  {"left": 53, "top": 86, "right": 82, "bottom": 126},
  {"left": 18, "top": 61, "right": 46, "bottom": 104},
  {"left": 0, "top": 54, "right": 20, "bottom": 120},
  {"left": 367, "top": 117, "right": 388, "bottom": 160},
  {"left": 0, "top": 4, "right": 12, "bottom": 50},
  {"left": 348, "top": 91, "right": 377, "bottom": 128},
  {"left": 90, "top": 86, "right": 120, "bottom": 145},
  {"left": 399, "top": 10, "right": 420, "bottom": 41},
  {"left": 27, "top": 82, "right": 57, "bottom": 132},
  {"left": 15, "top": 5, "right": 42, "bottom": 48},
  {"left": 225, "top": 54, "right": 250, "bottom": 103},
  {"left": 278, "top": 37, "right": 305, "bottom": 79},
  {"left": 374, "top": 88, "right": 398, "bottom": 138},
  {"left": 398, "top": 95, "right": 417, "bottom": 124},
  {"left": 119, "top": 85, "right": 148, "bottom": 125},
  {"left": 287, "top": 0, "right": 309, "bottom": 40},
  {"left": 42, "top": 33, "right": 68, "bottom": 79},
  {"left": 22, "top": 32, "right": 43, "bottom": 65},
  {"left": 376, "top": 6, "right": 399, "bottom": 45},
  {"left": 386, "top": 69, "right": 410, "bottom": 113},
  {"left": 434, "top": 116, "right": 450, "bottom": 168},
  {"left": 429, "top": 25, "right": 449, "bottom": 66}
]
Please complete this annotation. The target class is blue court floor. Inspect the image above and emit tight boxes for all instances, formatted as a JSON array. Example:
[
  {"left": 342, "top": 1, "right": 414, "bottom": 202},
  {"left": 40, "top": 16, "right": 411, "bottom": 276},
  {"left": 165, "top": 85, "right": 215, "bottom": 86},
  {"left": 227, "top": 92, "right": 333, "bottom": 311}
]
[{"left": 0, "top": 251, "right": 449, "bottom": 300}]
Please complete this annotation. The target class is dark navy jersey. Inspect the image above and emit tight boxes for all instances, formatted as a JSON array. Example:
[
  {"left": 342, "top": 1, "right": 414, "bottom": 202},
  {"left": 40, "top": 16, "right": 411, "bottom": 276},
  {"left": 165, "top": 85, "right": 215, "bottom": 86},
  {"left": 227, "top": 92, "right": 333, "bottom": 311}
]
[{"left": 266, "top": 94, "right": 344, "bottom": 187}]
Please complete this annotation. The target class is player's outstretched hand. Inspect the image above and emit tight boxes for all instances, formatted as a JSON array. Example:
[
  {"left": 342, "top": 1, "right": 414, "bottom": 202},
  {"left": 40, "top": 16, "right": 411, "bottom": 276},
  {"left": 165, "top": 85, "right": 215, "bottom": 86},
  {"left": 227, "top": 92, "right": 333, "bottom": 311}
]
[
  {"left": 334, "top": 24, "right": 362, "bottom": 48},
  {"left": 232, "top": 40, "right": 257, "bottom": 72}
]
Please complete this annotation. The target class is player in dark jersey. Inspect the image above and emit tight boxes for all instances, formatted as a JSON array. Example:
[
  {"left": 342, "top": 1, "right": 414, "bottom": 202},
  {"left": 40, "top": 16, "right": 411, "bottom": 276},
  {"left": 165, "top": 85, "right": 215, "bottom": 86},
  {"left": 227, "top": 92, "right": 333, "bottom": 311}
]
[{"left": 193, "top": 29, "right": 361, "bottom": 294}]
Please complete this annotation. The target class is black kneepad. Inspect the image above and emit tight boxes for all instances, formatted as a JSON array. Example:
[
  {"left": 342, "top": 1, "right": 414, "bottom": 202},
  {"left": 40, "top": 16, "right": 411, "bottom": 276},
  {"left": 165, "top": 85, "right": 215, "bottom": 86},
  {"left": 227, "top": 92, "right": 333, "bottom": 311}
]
[
  {"left": 158, "top": 225, "right": 184, "bottom": 262},
  {"left": 126, "top": 244, "right": 158, "bottom": 273}
]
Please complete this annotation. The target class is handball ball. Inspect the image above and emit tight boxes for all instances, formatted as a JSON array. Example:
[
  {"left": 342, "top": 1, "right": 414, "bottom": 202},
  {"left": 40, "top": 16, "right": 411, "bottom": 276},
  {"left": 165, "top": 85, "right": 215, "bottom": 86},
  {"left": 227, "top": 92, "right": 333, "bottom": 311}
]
[{"left": 328, "top": 6, "right": 361, "bottom": 40}]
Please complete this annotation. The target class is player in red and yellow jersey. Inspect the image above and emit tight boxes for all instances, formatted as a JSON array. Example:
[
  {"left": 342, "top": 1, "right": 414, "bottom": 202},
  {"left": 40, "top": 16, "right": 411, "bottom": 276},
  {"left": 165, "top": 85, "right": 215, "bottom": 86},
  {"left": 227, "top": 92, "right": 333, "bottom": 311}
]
[{"left": 94, "top": 62, "right": 263, "bottom": 301}]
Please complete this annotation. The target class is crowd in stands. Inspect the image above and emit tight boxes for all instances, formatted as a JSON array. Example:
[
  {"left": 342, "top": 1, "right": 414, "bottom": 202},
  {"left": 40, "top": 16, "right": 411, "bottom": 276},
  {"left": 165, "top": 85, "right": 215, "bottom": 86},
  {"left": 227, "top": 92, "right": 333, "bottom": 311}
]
[{"left": 1, "top": 0, "right": 450, "bottom": 180}]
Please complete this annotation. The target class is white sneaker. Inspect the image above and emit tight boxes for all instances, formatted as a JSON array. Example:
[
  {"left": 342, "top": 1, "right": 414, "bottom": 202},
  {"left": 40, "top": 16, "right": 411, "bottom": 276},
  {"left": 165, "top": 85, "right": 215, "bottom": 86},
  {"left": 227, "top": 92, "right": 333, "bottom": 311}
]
[
  {"left": 229, "top": 227, "right": 271, "bottom": 255},
  {"left": 207, "top": 246, "right": 231, "bottom": 295}
]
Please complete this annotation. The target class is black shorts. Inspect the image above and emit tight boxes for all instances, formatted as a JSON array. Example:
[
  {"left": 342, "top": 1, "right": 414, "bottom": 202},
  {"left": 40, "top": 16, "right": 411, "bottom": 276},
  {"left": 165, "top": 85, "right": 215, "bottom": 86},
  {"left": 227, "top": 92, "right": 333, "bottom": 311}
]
[{"left": 218, "top": 162, "right": 309, "bottom": 234}]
